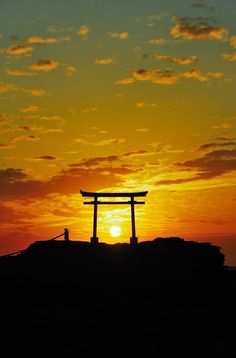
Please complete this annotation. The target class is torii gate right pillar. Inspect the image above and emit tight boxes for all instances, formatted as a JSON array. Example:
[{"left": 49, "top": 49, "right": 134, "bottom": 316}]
[{"left": 130, "top": 196, "right": 138, "bottom": 245}]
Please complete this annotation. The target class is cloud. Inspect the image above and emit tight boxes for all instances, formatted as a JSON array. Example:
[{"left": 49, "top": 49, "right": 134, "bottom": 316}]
[
  {"left": 136, "top": 101, "right": 159, "bottom": 108},
  {"left": 147, "top": 38, "right": 167, "bottom": 45},
  {"left": 35, "top": 155, "right": 57, "bottom": 160},
  {"left": 96, "top": 138, "right": 126, "bottom": 146},
  {"left": 182, "top": 68, "right": 208, "bottom": 81},
  {"left": 114, "top": 78, "right": 135, "bottom": 85},
  {"left": 0, "top": 81, "right": 17, "bottom": 93},
  {"left": 77, "top": 25, "right": 89, "bottom": 39},
  {"left": 192, "top": 0, "right": 213, "bottom": 9},
  {"left": 156, "top": 148, "right": 236, "bottom": 186},
  {"left": 20, "top": 105, "right": 39, "bottom": 113},
  {"left": 230, "top": 35, "right": 236, "bottom": 48},
  {"left": 223, "top": 53, "right": 236, "bottom": 61},
  {"left": 212, "top": 123, "right": 232, "bottom": 129},
  {"left": 155, "top": 53, "right": 198, "bottom": 65},
  {"left": 133, "top": 68, "right": 179, "bottom": 85},
  {"left": 71, "top": 155, "right": 119, "bottom": 168},
  {"left": 26, "top": 35, "right": 70, "bottom": 44},
  {"left": 0, "top": 163, "right": 139, "bottom": 200},
  {"left": 170, "top": 16, "right": 227, "bottom": 41},
  {"left": 66, "top": 66, "right": 77, "bottom": 76},
  {"left": 26, "top": 89, "right": 47, "bottom": 96},
  {"left": 0, "top": 143, "right": 13, "bottom": 149},
  {"left": 108, "top": 32, "right": 129, "bottom": 39},
  {"left": 29, "top": 59, "right": 59, "bottom": 71},
  {"left": 10, "top": 135, "right": 40, "bottom": 143},
  {"left": 4, "top": 68, "right": 36, "bottom": 76},
  {"left": 81, "top": 107, "right": 98, "bottom": 113},
  {"left": 0, "top": 43, "right": 33, "bottom": 55},
  {"left": 199, "top": 142, "right": 236, "bottom": 150},
  {"left": 136, "top": 128, "right": 150, "bottom": 132},
  {"left": 94, "top": 58, "right": 115, "bottom": 65},
  {"left": 115, "top": 67, "right": 223, "bottom": 86}
]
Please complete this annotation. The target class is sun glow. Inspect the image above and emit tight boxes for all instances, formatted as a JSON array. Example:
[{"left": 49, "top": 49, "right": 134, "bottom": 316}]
[{"left": 109, "top": 226, "right": 121, "bottom": 237}]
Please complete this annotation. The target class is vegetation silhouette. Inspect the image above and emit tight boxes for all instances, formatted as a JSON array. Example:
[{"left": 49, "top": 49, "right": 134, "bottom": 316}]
[{"left": 0, "top": 236, "right": 235, "bottom": 356}]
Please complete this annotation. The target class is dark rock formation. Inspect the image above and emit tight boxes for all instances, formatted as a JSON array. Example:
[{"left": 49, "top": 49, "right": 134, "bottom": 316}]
[{"left": 0, "top": 238, "right": 235, "bottom": 357}]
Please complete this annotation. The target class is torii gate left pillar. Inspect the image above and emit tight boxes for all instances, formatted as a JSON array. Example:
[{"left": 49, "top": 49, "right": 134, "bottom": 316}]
[{"left": 80, "top": 190, "right": 148, "bottom": 245}]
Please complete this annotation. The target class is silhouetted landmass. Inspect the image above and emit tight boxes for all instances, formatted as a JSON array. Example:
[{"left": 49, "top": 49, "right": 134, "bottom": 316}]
[{"left": 0, "top": 237, "right": 235, "bottom": 356}]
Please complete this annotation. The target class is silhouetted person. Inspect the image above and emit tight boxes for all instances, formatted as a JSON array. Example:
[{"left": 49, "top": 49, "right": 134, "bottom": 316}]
[{"left": 64, "top": 228, "right": 69, "bottom": 241}]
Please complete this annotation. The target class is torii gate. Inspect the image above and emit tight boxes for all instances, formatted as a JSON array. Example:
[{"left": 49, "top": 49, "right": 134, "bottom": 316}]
[{"left": 80, "top": 190, "right": 148, "bottom": 245}]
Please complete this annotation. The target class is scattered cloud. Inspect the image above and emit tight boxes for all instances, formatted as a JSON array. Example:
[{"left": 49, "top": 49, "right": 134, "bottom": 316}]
[
  {"left": 136, "top": 101, "right": 159, "bottom": 108},
  {"left": 0, "top": 43, "right": 33, "bottom": 55},
  {"left": 10, "top": 135, "right": 40, "bottom": 143},
  {"left": 29, "top": 59, "right": 59, "bottom": 71},
  {"left": 0, "top": 162, "right": 139, "bottom": 199},
  {"left": 223, "top": 53, "right": 236, "bottom": 61},
  {"left": 108, "top": 31, "right": 129, "bottom": 39},
  {"left": 94, "top": 58, "right": 115, "bottom": 65},
  {"left": 115, "top": 67, "right": 223, "bottom": 86},
  {"left": 170, "top": 16, "right": 227, "bottom": 41},
  {"left": 77, "top": 25, "right": 89, "bottom": 39},
  {"left": 156, "top": 148, "right": 236, "bottom": 186},
  {"left": 133, "top": 68, "right": 179, "bottom": 85},
  {"left": 20, "top": 105, "right": 39, "bottom": 113},
  {"left": 35, "top": 155, "right": 57, "bottom": 161},
  {"left": 192, "top": 0, "right": 213, "bottom": 9},
  {"left": 4, "top": 68, "right": 36, "bottom": 76},
  {"left": 212, "top": 123, "right": 232, "bottom": 129},
  {"left": 66, "top": 66, "right": 77, "bottom": 76},
  {"left": 230, "top": 35, "right": 236, "bottom": 48},
  {"left": 26, "top": 89, "right": 47, "bottom": 96},
  {"left": 75, "top": 137, "right": 125, "bottom": 146},
  {"left": 0, "top": 80, "right": 17, "bottom": 93},
  {"left": 155, "top": 53, "right": 198, "bottom": 65},
  {"left": 182, "top": 68, "right": 208, "bottom": 81},
  {"left": 136, "top": 128, "right": 150, "bottom": 132},
  {"left": 199, "top": 142, "right": 236, "bottom": 150},
  {"left": 147, "top": 38, "right": 167, "bottom": 45},
  {"left": 26, "top": 35, "right": 70, "bottom": 44},
  {"left": 46, "top": 25, "right": 74, "bottom": 33},
  {"left": 81, "top": 107, "right": 98, "bottom": 113},
  {"left": 114, "top": 78, "right": 135, "bottom": 85}
]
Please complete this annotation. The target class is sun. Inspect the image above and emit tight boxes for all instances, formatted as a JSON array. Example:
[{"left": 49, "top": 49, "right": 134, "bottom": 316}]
[{"left": 109, "top": 226, "right": 121, "bottom": 237}]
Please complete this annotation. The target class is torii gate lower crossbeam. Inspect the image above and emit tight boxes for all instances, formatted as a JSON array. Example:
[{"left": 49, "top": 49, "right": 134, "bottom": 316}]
[{"left": 80, "top": 190, "right": 148, "bottom": 245}]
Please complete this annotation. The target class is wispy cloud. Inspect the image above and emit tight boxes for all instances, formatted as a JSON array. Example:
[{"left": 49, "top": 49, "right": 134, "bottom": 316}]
[
  {"left": 147, "top": 38, "right": 167, "bottom": 45},
  {"left": 170, "top": 16, "right": 227, "bottom": 41},
  {"left": 34, "top": 155, "right": 57, "bottom": 161},
  {"left": 77, "top": 25, "right": 89, "bottom": 39},
  {"left": 26, "top": 35, "right": 70, "bottom": 44},
  {"left": 94, "top": 58, "right": 115, "bottom": 65},
  {"left": 222, "top": 53, "right": 236, "bottom": 61},
  {"left": 20, "top": 105, "right": 39, "bottom": 113},
  {"left": 66, "top": 66, "right": 77, "bottom": 76},
  {"left": 115, "top": 67, "right": 223, "bottom": 86},
  {"left": 4, "top": 68, "right": 36, "bottom": 76},
  {"left": 29, "top": 59, "right": 59, "bottom": 71},
  {"left": 0, "top": 43, "right": 33, "bottom": 55},
  {"left": 156, "top": 148, "right": 236, "bottom": 186},
  {"left": 107, "top": 31, "right": 129, "bottom": 39},
  {"left": 155, "top": 53, "right": 198, "bottom": 65},
  {"left": 136, "top": 101, "right": 159, "bottom": 108}
]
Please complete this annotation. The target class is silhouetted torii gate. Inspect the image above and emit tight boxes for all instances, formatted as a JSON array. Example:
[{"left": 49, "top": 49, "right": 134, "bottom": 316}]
[{"left": 80, "top": 190, "right": 148, "bottom": 245}]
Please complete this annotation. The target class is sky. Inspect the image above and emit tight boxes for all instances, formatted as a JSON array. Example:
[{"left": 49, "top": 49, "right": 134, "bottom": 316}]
[{"left": 0, "top": 0, "right": 236, "bottom": 265}]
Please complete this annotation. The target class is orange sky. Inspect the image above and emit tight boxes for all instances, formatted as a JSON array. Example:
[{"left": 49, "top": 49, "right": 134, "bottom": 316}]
[{"left": 0, "top": 0, "right": 236, "bottom": 265}]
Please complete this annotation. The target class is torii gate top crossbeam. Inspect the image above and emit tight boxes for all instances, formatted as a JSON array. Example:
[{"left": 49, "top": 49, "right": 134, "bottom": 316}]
[{"left": 80, "top": 190, "right": 148, "bottom": 198}]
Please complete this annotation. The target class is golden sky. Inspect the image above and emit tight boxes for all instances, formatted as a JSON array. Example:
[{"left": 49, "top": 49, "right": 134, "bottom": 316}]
[{"left": 0, "top": 0, "right": 236, "bottom": 264}]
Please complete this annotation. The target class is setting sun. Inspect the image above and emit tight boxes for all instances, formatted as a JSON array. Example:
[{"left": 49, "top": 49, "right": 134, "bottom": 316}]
[{"left": 109, "top": 226, "right": 121, "bottom": 237}]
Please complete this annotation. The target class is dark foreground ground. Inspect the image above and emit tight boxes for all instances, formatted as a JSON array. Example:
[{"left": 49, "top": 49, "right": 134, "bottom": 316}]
[{"left": 0, "top": 237, "right": 236, "bottom": 357}]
